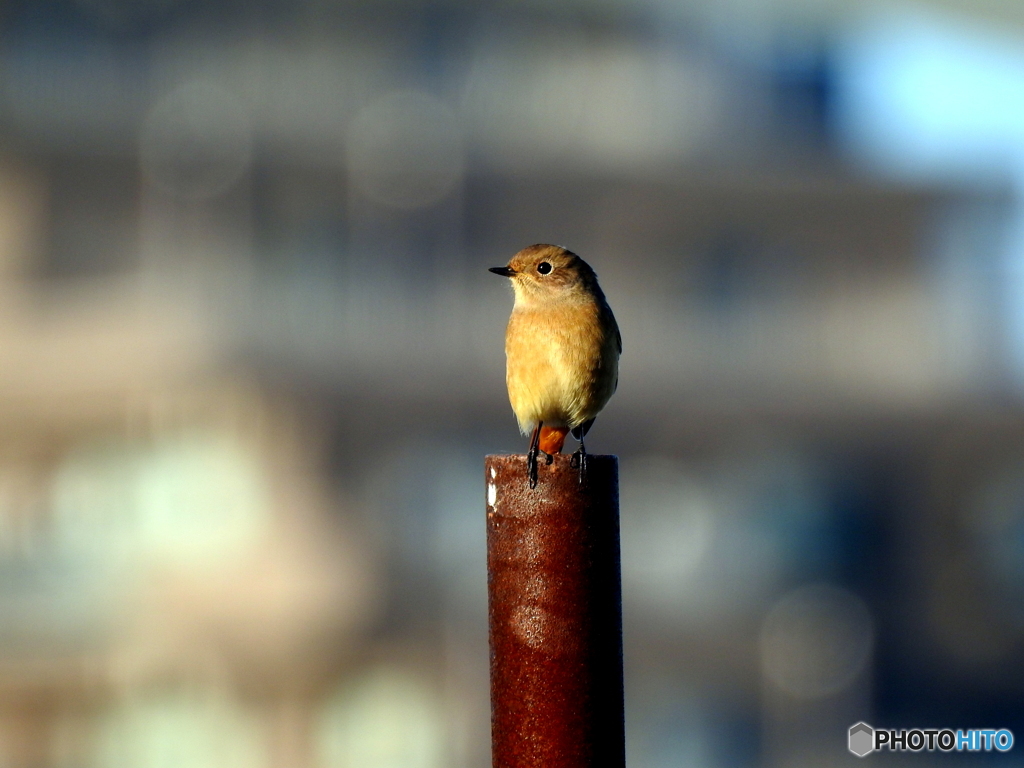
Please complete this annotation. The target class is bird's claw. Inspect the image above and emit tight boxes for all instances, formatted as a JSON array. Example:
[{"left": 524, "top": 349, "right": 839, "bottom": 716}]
[
  {"left": 570, "top": 448, "right": 588, "bottom": 485},
  {"left": 527, "top": 449, "right": 554, "bottom": 488}
]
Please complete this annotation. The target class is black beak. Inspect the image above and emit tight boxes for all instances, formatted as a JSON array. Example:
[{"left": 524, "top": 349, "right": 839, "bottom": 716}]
[{"left": 489, "top": 266, "right": 515, "bottom": 277}]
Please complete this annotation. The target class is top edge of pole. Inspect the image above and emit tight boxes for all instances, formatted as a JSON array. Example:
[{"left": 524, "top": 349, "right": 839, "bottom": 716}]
[
  {"left": 485, "top": 454, "right": 618, "bottom": 495},
  {"left": 485, "top": 454, "right": 618, "bottom": 462}
]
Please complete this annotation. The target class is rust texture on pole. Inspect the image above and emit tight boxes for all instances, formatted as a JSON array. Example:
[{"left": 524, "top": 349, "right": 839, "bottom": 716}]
[{"left": 485, "top": 453, "right": 624, "bottom": 768}]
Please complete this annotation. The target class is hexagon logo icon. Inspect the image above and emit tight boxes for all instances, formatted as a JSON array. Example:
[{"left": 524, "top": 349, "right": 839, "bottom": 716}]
[{"left": 849, "top": 722, "right": 874, "bottom": 757}]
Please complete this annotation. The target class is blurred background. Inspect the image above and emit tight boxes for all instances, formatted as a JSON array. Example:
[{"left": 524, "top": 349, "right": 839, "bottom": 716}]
[{"left": 0, "top": 0, "right": 1024, "bottom": 766}]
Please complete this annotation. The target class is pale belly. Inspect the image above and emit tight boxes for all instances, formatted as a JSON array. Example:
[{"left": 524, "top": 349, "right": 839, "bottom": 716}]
[{"left": 504, "top": 304, "right": 617, "bottom": 434}]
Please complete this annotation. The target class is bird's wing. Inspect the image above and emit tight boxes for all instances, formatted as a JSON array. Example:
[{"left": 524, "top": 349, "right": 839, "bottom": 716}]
[{"left": 607, "top": 306, "right": 621, "bottom": 355}]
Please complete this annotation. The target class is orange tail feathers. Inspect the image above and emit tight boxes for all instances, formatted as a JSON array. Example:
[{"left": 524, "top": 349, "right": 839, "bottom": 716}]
[{"left": 538, "top": 425, "right": 570, "bottom": 455}]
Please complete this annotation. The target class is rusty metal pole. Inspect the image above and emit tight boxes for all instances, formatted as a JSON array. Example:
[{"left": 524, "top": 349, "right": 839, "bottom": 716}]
[{"left": 485, "top": 453, "right": 624, "bottom": 768}]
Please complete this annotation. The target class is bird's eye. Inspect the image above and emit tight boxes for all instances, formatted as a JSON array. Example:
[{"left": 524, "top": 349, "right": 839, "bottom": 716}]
[{"left": 537, "top": 262, "right": 552, "bottom": 275}]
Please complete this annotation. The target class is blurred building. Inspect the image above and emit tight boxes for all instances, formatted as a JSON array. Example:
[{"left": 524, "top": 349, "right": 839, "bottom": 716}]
[{"left": 0, "top": 1, "right": 1023, "bottom": 766}]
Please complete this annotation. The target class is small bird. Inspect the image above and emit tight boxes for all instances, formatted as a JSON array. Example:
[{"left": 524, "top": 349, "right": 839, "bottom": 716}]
[{"left": 490, "top": 244, "right": 621, "bottom": 487}]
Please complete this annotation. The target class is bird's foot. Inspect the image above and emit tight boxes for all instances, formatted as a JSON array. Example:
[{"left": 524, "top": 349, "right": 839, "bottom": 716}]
[
  {"left": 527, "top": 448, "right": 555, "bottom": 488},
  {"left": 569, "top": 446, "right": 588, "bottom": 484}
]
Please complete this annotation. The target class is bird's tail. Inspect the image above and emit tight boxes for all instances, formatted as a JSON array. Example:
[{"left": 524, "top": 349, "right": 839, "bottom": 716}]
[{"left": 538, "top": 425, "right": 570, "bottom": 454}]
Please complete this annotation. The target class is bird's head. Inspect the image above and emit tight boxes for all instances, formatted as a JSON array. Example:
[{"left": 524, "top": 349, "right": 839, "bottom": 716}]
[{"left": 489, "top": 244, "right": 599, "bottom": 306}]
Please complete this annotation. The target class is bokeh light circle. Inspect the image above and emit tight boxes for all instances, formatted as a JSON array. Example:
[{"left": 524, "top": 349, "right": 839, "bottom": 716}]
[
  {"left": 760, "top": 583, "right": 874, "bottom": 698},
  {"left": 140, "top": 81, "right": 252, "bottom": 200},
  {"left": 346, "top": 90, "right": 463, "bottom": 210}
]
